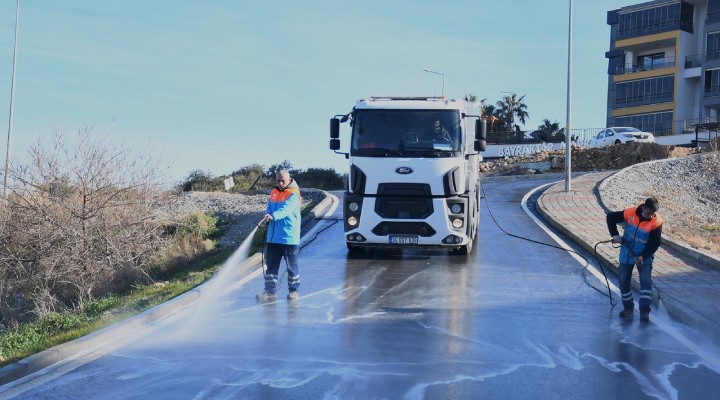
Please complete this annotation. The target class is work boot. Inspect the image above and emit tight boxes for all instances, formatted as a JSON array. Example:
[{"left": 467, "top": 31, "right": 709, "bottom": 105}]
[
  {"left": 256, "top": 291, "right": 277, "bottom": 302},
  {"left": 640, "top": 310, "right": 650, "bottom": 323},
  {"left": 619, "top": 308, "right": 634, "bottom": 319},
  {"left": 287, "top": 291, "right": 299, "bottom": 301}
]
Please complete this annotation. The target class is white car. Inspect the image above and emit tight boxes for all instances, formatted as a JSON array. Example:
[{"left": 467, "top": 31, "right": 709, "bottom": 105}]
[{"left": 590, "top": 127, "right": 655, "bottom": 147}]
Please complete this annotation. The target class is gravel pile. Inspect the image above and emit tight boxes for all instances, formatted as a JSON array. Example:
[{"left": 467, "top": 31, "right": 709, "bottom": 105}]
[
  {"left": 162, "top": 189, "right": 327, "bottom": 248},
  {"left": 600, "top": 152, "right": 720, "bottom": 254}
]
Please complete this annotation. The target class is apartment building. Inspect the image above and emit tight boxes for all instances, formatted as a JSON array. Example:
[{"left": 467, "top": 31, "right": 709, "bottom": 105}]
[{"left": 605, "top": 0, "right": 720, "bottom": 135}]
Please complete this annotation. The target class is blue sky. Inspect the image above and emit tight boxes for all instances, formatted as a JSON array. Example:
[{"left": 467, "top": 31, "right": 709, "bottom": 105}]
[{"left": 0, "top": 0, "right": 631, "bottom": 183}]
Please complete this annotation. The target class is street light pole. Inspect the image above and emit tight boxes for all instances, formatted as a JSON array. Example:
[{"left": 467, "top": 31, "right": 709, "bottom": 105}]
[
  {"left": 4, "top": 0, "right": 20, "bottom": 199},
  {"left": 564, "top": 0, "right": 573, "bottom": 192},
  {"left": 423, "top": 68, "right": 445, "bottom": 97}
]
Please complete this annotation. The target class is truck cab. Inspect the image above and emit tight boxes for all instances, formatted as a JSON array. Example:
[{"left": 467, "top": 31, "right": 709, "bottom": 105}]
[{"left": 330, "top": 96, "right": 486, "bottom": 254}]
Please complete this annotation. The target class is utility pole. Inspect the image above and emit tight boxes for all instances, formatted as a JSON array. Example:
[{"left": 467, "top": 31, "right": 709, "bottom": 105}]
[
  {"left": 4, "top": 0, "right": 20, "bottom": 199},
  {"left": 564, "top": 0, "right": 573, "bottom": 192}
]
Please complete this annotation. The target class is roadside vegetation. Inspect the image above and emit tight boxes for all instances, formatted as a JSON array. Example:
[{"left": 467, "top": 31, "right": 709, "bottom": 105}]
[
  {"left": 178, "top": 160, "right": 345, "bottom": 193},
  {"left": 0, "top": 130, "right": 334, "bottom": 367}
]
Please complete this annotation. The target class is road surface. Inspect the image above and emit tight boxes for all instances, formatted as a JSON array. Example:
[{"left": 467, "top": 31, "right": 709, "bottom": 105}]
[{"left": 2, "top": 178, "right": 719, "bottom": 400}]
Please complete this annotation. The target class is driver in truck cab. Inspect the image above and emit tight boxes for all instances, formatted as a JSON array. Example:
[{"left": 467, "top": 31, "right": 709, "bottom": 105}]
[{"left": 426, "top": 120, "right": 452, "bottom": 143}]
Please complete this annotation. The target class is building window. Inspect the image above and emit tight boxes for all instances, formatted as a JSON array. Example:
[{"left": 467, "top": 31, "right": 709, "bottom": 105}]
[
  {"left": 708, "top": 32, "right": 720, "bottom": 61},
  {"left": 617, "top": 2, "right": 693, "bottom": 39},
  {"left": 705, "top": 68, "right": 720, "bottom": 97},
  {"left": 637, "top": 53, "right": 666, "bottom": 70},
  {"left": 613, "top": 112, "right": 673, "bottom": 135},
  {"left": 615, "top": 76, "right": 674, "bottom": 108}
]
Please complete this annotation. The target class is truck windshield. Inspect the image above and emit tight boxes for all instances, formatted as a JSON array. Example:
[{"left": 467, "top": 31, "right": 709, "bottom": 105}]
[{"left": 351, "top": 110, "right": 462, "bottom": 157}]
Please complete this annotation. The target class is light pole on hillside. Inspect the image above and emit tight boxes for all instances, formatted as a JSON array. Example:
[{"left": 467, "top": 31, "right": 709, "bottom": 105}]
[
  {"left": 4, "top": 0, "right": 20, "bottom": 199},
  {"left": 423, "top": 68, "right": 445, "bottom": 97},
  {"left": 565, "top": 0, "right": 573, "bottom": 192}
]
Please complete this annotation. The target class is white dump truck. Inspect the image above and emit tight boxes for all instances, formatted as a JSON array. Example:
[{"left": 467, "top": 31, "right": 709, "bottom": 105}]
[{"left": 329, "top": 96, "right": 487, "bottom": 254}]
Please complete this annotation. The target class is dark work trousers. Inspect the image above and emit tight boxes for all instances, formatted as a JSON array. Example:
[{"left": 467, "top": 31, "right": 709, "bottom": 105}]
[
  {"left": 264, "top": 243, "right": 300, "bottom": 294},
  {"left": 618, "top": 261, "right": 653, "bottom": 312}
]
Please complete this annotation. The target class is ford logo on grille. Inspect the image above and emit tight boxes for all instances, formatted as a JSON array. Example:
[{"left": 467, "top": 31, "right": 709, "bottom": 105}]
[{"left": 396, "top": 167, "right": 413, "bottom": 174}]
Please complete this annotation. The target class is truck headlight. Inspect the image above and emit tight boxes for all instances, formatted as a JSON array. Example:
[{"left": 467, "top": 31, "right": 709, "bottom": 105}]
[
  {"left": 450, "top": 204, "right": 462, "bottom": 214},
  {"left": 452, "top": 218, "right": 463, "bottom": 228},
  {"left": 348, "top": 202, "right": 359, "bottom": 212},
  {"left": 347, "top": 216, "right": 358, "bottom": 226}
]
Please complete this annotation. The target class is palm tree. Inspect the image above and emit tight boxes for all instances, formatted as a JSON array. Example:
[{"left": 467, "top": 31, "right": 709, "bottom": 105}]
[
  {"left": 496, "top": 93, "right": 529, "bottom": 132},
  {"left": 537, "top": 119, "right": 559, "bottom": 141},
  {"left": 536, "top": 119, "right": 566, "bottom": 142}
]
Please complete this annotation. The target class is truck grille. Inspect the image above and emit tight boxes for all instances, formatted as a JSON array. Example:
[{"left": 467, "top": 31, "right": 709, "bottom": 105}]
[
  {"left": 375, "top": 183, "right": 433, "bottom": 219},
  {"left": 371, "top": 222, "right": 436, "bottom": 237}
]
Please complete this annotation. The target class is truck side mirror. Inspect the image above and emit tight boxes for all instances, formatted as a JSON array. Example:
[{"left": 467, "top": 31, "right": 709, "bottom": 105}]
[
  {"left": 330, "top": 118, "right": 340, "bottom": 139},
  {"left": 474, "top": 119, "right": 487, "bottom": 151},
  {"left": 330, "top": 139, "right": 340, "bottom": 150}
]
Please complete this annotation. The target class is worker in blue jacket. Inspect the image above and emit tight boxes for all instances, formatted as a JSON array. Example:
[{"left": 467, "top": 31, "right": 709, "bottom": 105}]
[
  {"left": 257, "top": 170, "right": 302, "bottom": 302},
  {"left": 606, "top": 197, "right": 663, "bottom": 322}
]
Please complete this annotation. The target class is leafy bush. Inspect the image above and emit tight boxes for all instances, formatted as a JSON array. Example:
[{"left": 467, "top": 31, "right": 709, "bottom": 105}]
[
  {"left": 177, "top": 212, "right": 220, "bottom": 240},
  {"left": 0, "top": 312, "right": 84, "bottom": 360},
  {"left": 178, "top": 162, "right": 344, "bottom": 192},
  {"left": 292, "top": 167, "right": 344, "bottom": 190}
]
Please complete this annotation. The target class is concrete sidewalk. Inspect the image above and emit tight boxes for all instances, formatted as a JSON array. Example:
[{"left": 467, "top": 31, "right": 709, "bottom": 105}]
[{"left": 536, "top": 171, "right": 720, "bottom": 344}]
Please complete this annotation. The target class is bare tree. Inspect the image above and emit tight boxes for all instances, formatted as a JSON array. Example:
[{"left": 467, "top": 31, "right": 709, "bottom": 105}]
[{"left": 0, "top": 127, "right": 170, "bottom": 327}]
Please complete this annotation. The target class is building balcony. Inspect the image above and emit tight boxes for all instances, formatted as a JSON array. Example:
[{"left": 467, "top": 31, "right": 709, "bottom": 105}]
[
  {"left": 617, "top": 20, "right": 691, "bottom": 40},
  {"left": 615, "top": 57, "right": 675, "bottom": 75},
  {"left": 707, "top": 49, "right": 720, "bottom": 62},
  {"left": 706, "top": 12, "right": 720, "bottom": 25},
  {"left": 614, "top": 94, "right": 673, "bottom": 109},
  {"left": 685, "top": 54, "right": 702, "bottom": 68},
  {"left": 704, "top": 85, "right": 720, "bottom": 97}
]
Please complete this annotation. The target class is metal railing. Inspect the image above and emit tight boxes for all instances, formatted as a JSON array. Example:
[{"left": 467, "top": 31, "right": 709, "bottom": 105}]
[
  {"left": 486, "top": 118, "right": 720, "bottom": 145},
  {"left": 706, "top": 49, "right": 720, "bottom": 62},
  {"left": 707, "top": 12, "right": 720, "bottom": 25},
  {"left": 704, "top": 85, "right": 720, "bottom": 97},
  {"left": 615, "top": 92, "right": 673, "bottom": 108},
  {"left": 685, "top": 54, "right": 703, "bottom": 68},
  {"left": 617, "top": 20, "right": 691, "bottom": 39},
  {"left": 615, "top": 57, "right": 675, "bottom": 75}
]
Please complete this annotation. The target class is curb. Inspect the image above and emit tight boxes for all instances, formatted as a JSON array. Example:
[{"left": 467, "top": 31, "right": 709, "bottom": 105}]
[{"left": 0, "top": 190, "right": 333, "bottom": 387}]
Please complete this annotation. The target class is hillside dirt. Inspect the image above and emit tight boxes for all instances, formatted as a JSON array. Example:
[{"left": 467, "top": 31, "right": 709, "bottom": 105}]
[{"left": 479, "top": 142, "right": 701, "bottom": 176}]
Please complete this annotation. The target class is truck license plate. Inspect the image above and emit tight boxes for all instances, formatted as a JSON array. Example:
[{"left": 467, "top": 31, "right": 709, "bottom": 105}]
[{"left": 389, "top": 236, "right": 418, "bottom": 245}]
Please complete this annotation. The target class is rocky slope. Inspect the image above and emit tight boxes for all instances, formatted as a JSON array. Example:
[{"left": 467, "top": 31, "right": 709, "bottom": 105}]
[
  {"left": 163, "top": 189, "right": 327, "bottom": 248},
  {"left": 600, "top": 152, "right": 720, "bottom": 256}
]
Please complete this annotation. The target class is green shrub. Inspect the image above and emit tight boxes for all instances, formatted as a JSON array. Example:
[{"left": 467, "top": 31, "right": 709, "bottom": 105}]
[
  {"left": 84, "top": 295, "right": 121, "bottom": 317},
  {"left": 177, "top": 212, "right": 220, "bottom": 240},
  {"left": 0, "top": 312, "right": 84, "bottom": 359},
  {"left": 703, "top": 224, "right": 720, "bottom": 233}
]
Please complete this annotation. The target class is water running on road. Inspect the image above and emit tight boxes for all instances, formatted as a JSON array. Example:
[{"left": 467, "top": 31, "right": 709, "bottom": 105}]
[{"left": 185, "top": 226, "right": 259, "bottom": 323}]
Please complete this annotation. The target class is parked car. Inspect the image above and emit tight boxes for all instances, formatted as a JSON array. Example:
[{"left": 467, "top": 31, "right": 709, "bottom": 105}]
[{"left": 589, "top": 127, "right": 655, "bottom": 147}]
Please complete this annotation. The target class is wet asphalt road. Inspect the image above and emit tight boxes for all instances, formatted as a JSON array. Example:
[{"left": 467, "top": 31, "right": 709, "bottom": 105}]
[{"left": 2, "top": 178, "right": 719, "bottom": 400}]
